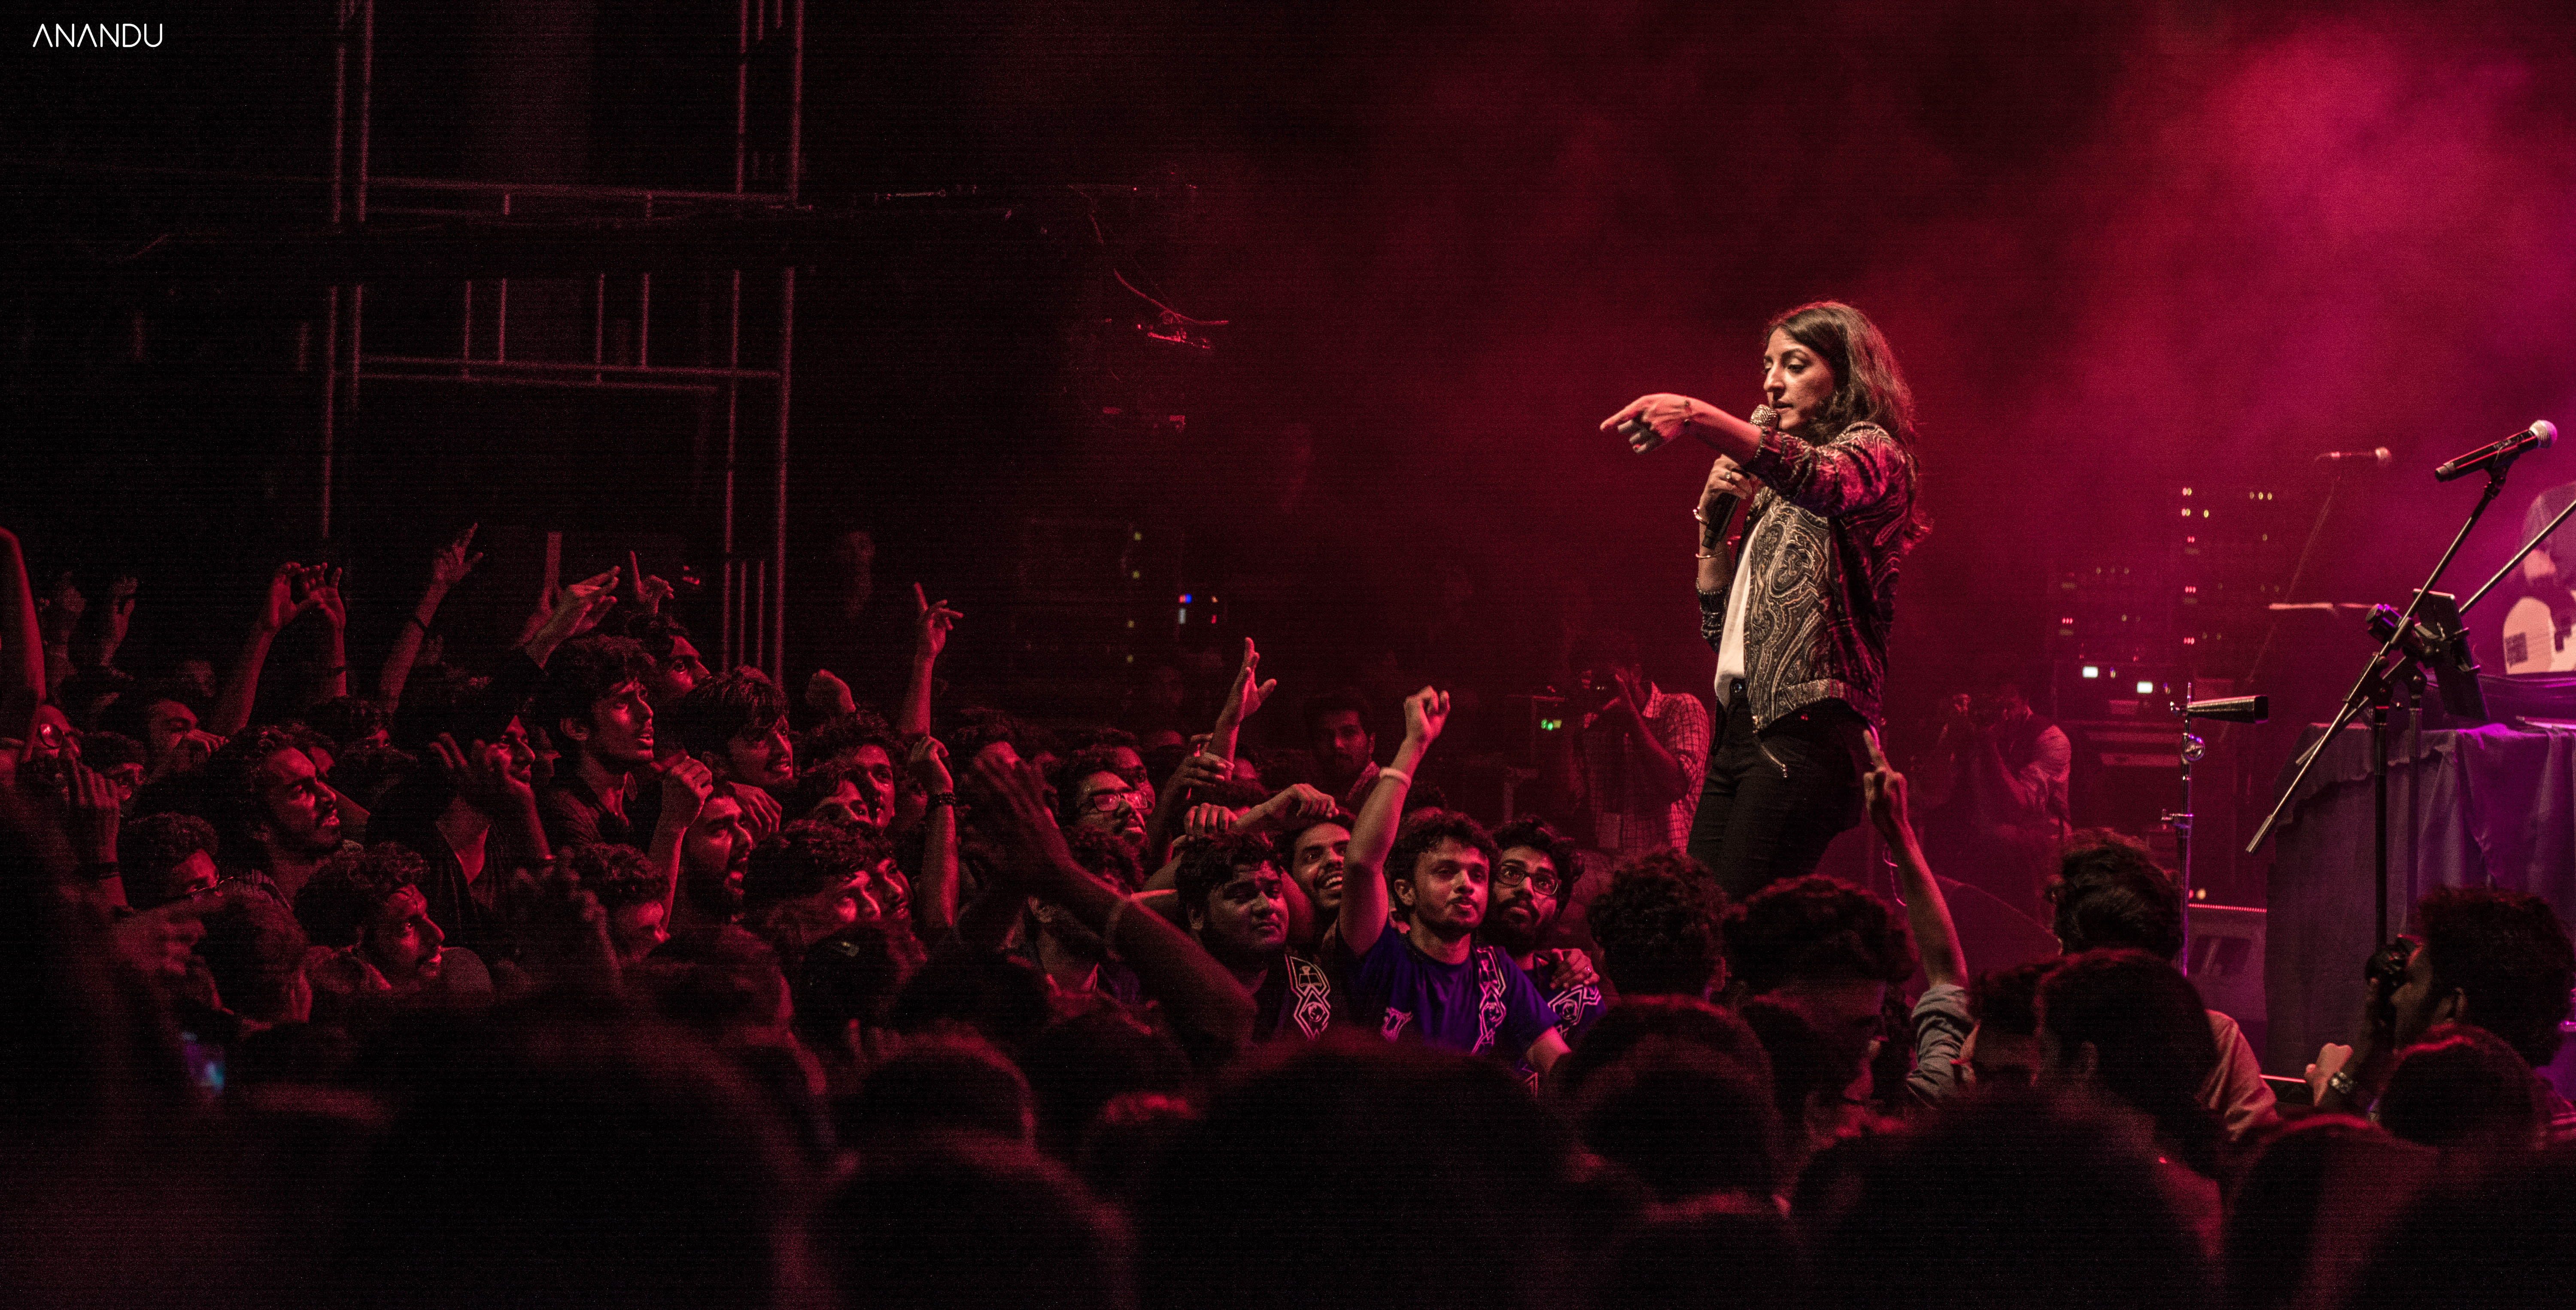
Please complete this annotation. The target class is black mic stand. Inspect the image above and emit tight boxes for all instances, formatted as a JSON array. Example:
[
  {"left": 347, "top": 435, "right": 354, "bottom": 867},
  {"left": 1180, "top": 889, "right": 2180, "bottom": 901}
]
[{"left": 2245, "top": 459, "right": 2517, "bottom": 945}]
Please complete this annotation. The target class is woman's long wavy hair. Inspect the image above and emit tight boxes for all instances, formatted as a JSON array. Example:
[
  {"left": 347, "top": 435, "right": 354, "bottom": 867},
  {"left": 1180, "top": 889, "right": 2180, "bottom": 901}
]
[{"left": 1765, "top": 301, "right": 1918, "bottom": 446}]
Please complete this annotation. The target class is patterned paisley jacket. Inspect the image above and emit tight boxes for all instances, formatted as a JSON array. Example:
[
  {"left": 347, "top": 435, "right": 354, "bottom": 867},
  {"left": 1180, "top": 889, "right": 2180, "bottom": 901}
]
[{"left": 1698, "top": 420, "right": 1927, "bottom": 731}]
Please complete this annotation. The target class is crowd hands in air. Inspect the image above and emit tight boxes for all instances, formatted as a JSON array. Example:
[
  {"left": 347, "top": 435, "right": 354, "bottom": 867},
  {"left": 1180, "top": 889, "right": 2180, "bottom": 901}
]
[{"left": 2, "top": 519, "right": 2573, "bottom": 1310}]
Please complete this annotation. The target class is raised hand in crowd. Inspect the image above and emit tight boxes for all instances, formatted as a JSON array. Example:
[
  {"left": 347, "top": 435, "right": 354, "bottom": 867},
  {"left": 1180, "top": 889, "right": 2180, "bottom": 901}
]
[
  {"left": 626, "top": 550, "right": 674, "bottom": 615},
  {"left": 212, "top": 562, "right": 318, "bottom": 735},
  {"left": 1231, "top": 782, "right": 1335, "bottom": 834},
  {"left": 1205, "top": 636, "right": 1277, "bottom": 764},
  {"left": 0, "top": 527, "right": 41, "bottom": 725},
  {"left": 430, "top": 731, "right": 536, "bottom": 819},
  {"left": 897, "top": 582, "right": 962, "bottom": 737},
  {"left": 381, "top": 524, "right": 480, "bottom": 708},
  {"left": 647, "top": 752, "right": 717, "bottom": 921},
  {"left": 298, "top": 564, "right": 350, "bottom": 699},
  {"left": 907, "top": 733, "right": 959, "bottom": 936},
  {"left": 524, "top": 567, "right": 620, "bottom": 668},
  {"left": 1142, "top": 744, "right": 1232, "bottom": 863},
  {"left": 1336, "top": 685, "right": 1450, "bottom": 953},
  {"left": 1865, "top": 728, "right": 1964, "bottom": 990},
  {"left": 969, "top": 749, "right": 1254, "bottom": 1052},
  {"left": 86, "top": 574, "right": 138, "bottom": 671}
]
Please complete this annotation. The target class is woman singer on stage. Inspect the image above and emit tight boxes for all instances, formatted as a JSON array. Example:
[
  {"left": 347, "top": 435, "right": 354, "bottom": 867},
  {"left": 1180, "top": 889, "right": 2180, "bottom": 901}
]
[{"left": 1602, "top": 301, "right": 1930, "bottom": 899}]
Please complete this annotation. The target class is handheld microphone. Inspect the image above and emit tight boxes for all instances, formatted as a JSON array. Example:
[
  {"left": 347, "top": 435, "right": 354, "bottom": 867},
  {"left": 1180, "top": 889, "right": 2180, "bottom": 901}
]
[
  {"left": 2314, "top": 447, "right": 2392, "bottom": 467},
  {"left": 2433, "top": 421, "right": 2556, "bottom": 482}
]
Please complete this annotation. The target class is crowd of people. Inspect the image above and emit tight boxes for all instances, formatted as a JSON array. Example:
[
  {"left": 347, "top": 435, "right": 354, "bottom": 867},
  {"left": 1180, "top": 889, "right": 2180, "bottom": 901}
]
[{"left": 3, "top": 515, "right": 2574, "bottom": 1310}]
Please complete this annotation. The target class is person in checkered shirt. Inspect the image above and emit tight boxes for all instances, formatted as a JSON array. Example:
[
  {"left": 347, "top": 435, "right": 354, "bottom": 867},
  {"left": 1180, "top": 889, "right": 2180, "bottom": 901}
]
[{"left": 1569, "top": 628, "right": 1708, "bottom": 858}]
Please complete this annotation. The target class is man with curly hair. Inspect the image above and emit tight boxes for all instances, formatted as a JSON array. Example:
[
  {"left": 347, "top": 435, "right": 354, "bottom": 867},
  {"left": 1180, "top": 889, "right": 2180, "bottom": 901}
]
[
  {"left": 1586, "top": 850, "right": 1728, "bottom": 1000},
  {"left": 295, "top": 843, "right": 486, "bottom": 1003},
  {"left": 1722, "top": 874, "right": 1917, "bottom": 1071},
  {"left": 199, "top": 726, "right": 351, "bottom": 903},
  {"left": 2315, "top": 886, "right": 2576, "bottom": 1141},
  {"left": 1333, "top": 688, "right": 1568, "bottom": 1072},
  {"left": 1482, "top": 816, "right": 1602, "bottom": 1060},
  {"left": 560, "top": 842, "right": 672, "bottom": 968}
]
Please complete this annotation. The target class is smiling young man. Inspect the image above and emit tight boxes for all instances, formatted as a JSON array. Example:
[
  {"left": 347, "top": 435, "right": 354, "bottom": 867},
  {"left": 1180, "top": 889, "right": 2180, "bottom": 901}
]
[
  {"left": 1177, "top": 832, "right": 1337, "bottom": 1043},
  {"left": 1279, "top": 808, "right": 1355, "bottom": 951},
  {"left": 1333, "top": 688, "right": 1568, "bottom": 1073}
]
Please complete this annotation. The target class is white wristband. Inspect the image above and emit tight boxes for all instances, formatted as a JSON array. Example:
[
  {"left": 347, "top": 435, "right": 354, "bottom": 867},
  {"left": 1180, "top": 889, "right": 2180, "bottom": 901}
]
[{"left": 1378, "top": 767, "right": 1413, "bottom": 788}]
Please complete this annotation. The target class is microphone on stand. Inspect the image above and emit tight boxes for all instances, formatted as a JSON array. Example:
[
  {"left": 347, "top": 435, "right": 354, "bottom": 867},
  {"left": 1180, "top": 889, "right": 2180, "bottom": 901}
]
[
  {"left": 2433, "top": 421, "right": 2556, "bottom": 482},
  {"left": 2314, "top": 447, "right": 2392, "bottom": 467}
]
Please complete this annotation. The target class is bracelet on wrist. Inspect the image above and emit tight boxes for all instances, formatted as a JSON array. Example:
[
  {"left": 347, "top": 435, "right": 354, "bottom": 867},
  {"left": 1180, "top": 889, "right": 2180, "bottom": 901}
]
[
  {"left": 1378, "top": 766, "right": 1414, "bottom": 788},
  {"left": 925, "top": 792, "right": 957, "bottom": 808}
]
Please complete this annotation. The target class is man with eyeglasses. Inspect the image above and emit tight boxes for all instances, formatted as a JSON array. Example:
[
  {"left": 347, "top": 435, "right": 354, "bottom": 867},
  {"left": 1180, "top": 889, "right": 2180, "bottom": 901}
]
[
  {"left": 1482, "top": 816, "right": 1603, "bottom": 1071},
  {"left": 1334, "top": 688, "right": 1570, "bottom": 1074},
  {"left": 1057, "top": 746, "right": 1150, "bottom": 857}
]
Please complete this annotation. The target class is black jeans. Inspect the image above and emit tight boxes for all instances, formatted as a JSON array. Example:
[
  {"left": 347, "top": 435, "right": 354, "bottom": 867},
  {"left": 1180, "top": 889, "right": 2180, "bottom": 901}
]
[{"left": 1686, "top": 683, "right": 1868, "bottom": 903}]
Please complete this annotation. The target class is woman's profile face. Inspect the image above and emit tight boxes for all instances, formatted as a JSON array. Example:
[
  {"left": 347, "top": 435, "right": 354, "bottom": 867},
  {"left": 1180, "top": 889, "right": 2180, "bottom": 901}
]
[{"left": 1762, "top": 327, "right": 1838, "bottom": 434}]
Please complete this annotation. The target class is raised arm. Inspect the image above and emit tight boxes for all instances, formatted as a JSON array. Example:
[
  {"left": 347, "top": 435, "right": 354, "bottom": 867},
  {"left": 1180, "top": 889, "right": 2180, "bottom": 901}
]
[
  {"left": 1606, "top": 393, "right": 1766, "bottom": 464},
  {"left": 380, "top": 525, "right": 480, "bottom": 708},
  {"left": 210, "top": 563, "right": 309, "bottom": 736},
  {"left": 1612, "top": 395, "right": 1914, "bottom": 519},
  {"left": 972, "top": 752, "right": 1254, "bottom": 1051},
  {"left": 907, "top": 734, "right": 960, "bottom": 938},
  {"left": 521, "top": 568, "right": 620, "bottom": 670},
  {"left": 1336, "top": 686, "right": 1449, "bottom": 955},
  {"left": 1140, "top": 748, "right": 1229, "bottom": 869},
  {"left": 1204, "top": 637, "right": 1278, "bottom": 766},
  {"left": 0, "top": 529, "right": 43, "bottom": 727},
  {"left": 896, "top": 583, "right": 961, "bottom": 738},
  {"left": 306, "top": 566, "right": 350, "bottom": 704},
  {"left": 1864, "top": 734, "right": 1964, "bottom": 989}
]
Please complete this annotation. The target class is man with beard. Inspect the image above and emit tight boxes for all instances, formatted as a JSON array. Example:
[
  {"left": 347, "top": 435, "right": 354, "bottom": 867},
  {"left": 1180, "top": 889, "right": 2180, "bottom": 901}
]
[
  {"left": 1334, "top": 688, "right": 1567, "bottom": 1073},
  {"left": 671, "top": 790, "right": 755, "bottom": 934},
  {"left": 200, "top": 727, "right": 352, "bottom": 904},
  {"left": 1303, "top": 690, "right": 1379, "bottom": 810},
  {"left": 295, "top": 842, "right": 488, "bottom": 1010},
  {"left": 1483, "top": 816, "right": 1602, "bottom": 1067},
  {"left": 1056, "top": 747, "right": 1151, "bottom": 859},
  {"left": 1176, "top": 831, "right": 1337, "bottom": 1043}
]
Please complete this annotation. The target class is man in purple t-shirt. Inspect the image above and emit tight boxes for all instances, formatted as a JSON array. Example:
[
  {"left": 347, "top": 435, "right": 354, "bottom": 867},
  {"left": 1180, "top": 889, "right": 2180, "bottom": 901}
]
[{"left": 1332, "top": 687, "right": 1568, "bottom": 1074}]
